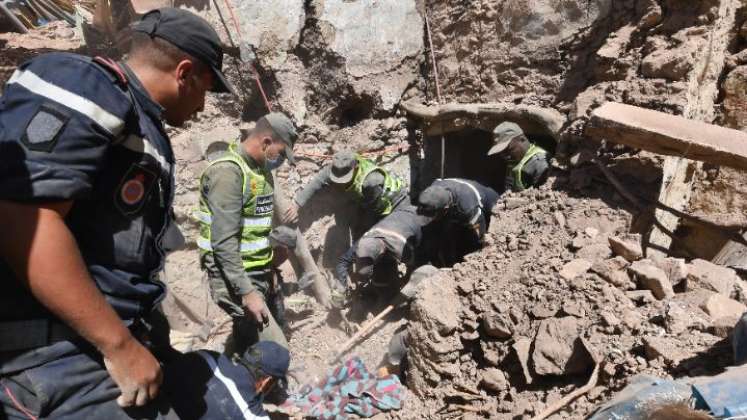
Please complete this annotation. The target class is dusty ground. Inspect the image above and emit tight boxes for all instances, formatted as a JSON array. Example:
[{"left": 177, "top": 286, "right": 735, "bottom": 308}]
[{"left": 3, "top": 0, "right": 747, "bottom": 418}]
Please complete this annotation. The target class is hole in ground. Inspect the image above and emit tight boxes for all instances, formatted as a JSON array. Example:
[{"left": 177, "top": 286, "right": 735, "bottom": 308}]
[{"left": 335, "top": 94, "right": 375, "bottom": 127}]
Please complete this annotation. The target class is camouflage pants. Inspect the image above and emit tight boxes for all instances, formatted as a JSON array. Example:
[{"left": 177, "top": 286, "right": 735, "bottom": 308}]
[{"left": 205, "top": 267, "right": 288, "bottom": 355}]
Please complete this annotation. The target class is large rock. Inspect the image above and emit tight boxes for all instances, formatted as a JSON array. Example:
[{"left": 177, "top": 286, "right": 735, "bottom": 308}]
[
  {"left": 643, "top": 336, "right": 694, "bottom": 364},
  {"left": 233, "top": 0, "right": 305, "bottom": 66},
  {"left": 407, "top": 272, "right": 463, "bottom": 397},
  {"left": 560, "top": 259, "right": 592, "bottom": 281},
  {"left": 629, "top": 259, "right": 674, "bottom": 300},
  {"left": 591, "top": 256, "right": 633, "bottom": 289},
  {"left": 608, "top": 235, "right": 643, "bottom": 262},
  {"left": 531, "top": 317, "right": 594, "bottom": 376},
  {"left": 480, "top": 368, "right": 509, "bottom": 392},
  {"left": 482, "top": 311, "right": 514, "bottom": 339},
  {"left": 317, "top": 0, "right": 423, "bottom": 77},
  {"left": 686, "top": 259, "right": 739, "bottom": 297},
  {"left": 699, "top": 294, "right": 746, "bottom": 321},
  {"left": 652, "top": 256, "right": 688, "bottom": 286}
]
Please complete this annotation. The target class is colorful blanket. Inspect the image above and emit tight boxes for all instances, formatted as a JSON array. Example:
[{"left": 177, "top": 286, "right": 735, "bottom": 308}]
[{"left": 282, "top": 357, "right": 406, "bottom": 419}]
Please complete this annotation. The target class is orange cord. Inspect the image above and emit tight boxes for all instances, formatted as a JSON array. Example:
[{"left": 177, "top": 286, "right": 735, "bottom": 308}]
[{"left": 221, "top": 0, "right": 273, "bottom": 112}]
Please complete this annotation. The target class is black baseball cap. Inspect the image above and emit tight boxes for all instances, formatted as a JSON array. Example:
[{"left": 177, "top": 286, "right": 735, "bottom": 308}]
[{"left": 133, "top": 8, "right": 236, "bottom": 95}]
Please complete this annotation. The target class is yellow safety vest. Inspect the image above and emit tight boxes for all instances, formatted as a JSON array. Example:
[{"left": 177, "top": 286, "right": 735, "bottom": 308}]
[{"left": 195, "top": 143, "right": 274, "bottom": 270}]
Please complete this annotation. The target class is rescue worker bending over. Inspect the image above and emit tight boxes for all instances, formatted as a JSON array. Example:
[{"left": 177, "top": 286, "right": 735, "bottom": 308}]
[
  {"left": 283, "top": 150, "right": 407, "bottom": 223},
  {"left": 335, "top": 204, "right": 432, "bottom": 298},
  {"left": 488, "top": 122, "right": 550, "bottom": 192},
  {"left": 196, "top": 113, "right": 297, "bottom": 355},
  {"left": 0, "top": 8, "right": 234, "bottom": 417},
  {"left": 165, "top": 341, "right": 289, "bottom": 419},
  {"left": 417, "top": 178, "right": 499, "bottom": 263}
]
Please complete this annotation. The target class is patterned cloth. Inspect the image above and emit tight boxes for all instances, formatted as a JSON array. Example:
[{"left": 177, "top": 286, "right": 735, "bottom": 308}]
[{"left": 282, "top": 357, "right": 405, "bottom": 419}]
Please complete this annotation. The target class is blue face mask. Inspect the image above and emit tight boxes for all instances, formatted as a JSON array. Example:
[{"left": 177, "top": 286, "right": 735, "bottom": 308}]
[{"left": 265, "top": 153, "right": 285, "bottom": 171}]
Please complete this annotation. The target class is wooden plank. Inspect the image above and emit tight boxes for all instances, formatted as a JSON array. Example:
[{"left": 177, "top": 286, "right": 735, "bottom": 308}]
[{"left": 586, "top": 102, "right": 747, "bottom": 172}]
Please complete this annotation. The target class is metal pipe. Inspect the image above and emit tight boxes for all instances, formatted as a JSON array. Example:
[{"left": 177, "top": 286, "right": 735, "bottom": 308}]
[{"left": 0, "top": 2, "right": 29, "bottom": 33}]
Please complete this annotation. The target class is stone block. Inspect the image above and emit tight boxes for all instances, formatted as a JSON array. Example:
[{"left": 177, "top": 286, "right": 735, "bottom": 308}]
[
  {"left": 629, "top": 259, "right": 674, "bottom": 300},
  {"left": 608, "top": 235, "right": 643, "bottom": 262},
  {"left": 699, "top": 294, "right": 746, "bottom": 321},
  {"left": 591, "top": 256, "right": 633, "bottom": 289},
  {"left": 686, "top": 259, "right": 739, "bottom": 297},
  {"left": 560, "top": 259, "right": 593, "bottom": 281},
  {"left": 531, "top": 317, "right": 594, "bottom": 376}
]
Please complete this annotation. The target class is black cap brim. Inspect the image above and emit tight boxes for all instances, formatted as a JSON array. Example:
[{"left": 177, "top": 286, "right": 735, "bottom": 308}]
[{"left": 211, "top": 66, "right": 236, "bottom": 95}]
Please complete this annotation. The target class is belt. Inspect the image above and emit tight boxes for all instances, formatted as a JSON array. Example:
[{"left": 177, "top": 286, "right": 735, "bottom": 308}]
[{"left": 0, "top": 319, "right": 79, "bottom": 352}]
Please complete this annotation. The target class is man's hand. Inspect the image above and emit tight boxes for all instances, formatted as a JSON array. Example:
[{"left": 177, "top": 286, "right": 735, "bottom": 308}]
[
  {"left": 103, "top": 336, "right": 163, "bottom": 407},
  {"left": 280, "top": 201, "right": 299, "bottom": 224},
  {"left": 242, "top": 291, "right": 269, "bottom": 327}
]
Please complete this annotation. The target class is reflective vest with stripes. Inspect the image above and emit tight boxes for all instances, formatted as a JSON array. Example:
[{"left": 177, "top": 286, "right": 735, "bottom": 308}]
[
  {"left": 512, "top": 144, "right": 547, "bottom": 191},
  {"left": 346, "top": 155, "right": 404, "bottom": 216},
  {"left": 196, "top": 144, "right": 274, "bottom": 270}
]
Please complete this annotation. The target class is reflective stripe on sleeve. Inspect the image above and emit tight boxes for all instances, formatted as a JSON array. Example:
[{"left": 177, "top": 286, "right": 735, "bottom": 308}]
[
  {"left": 121, "top": 135, "right": 170, "bottom": 169},
  {"left": 7, "top": 69, "right": 125, "bottom": 136},
  {"left": 196, "top": 351, "right": 269, "bottom": 420},
  {"left": 365, "top": 227, "right": 408, "bottom": 245}
]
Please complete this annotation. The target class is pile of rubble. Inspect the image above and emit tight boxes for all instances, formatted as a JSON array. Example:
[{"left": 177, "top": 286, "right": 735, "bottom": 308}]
[{"left": 404, "top": 172, "right": 746, "bottom": 419}]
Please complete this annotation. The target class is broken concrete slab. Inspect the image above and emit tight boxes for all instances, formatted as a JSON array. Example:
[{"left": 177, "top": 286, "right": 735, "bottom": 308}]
[
  {"left": 699, "top": 294, "right": 746, "bottom": 321},
  {"left": 643, "top": 336, "right": 694, "bottom": 364},
  {"left": 686, "top": 259, "right": 739, "bottom": 297},
  {"left": 608, "top": 235, "right": 643, "bottom": 262},
  {"left": 531, "top": 317, "right": 594, "bottom": 376},
  {"left": 587, "top": 102, "right": 747, "bottom": 171},
  {"left": 629, "top": 259, "right": 675, "bottom": 300},
  {"left": 560, "top": 259, "right": 593, "bottom": 281}
]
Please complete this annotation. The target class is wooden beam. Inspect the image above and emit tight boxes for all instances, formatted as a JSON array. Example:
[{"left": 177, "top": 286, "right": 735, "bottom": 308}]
[
  {"left": 401, "top": 101, "right": 565, "bottom": 139},
  {"left": 586, "top": 102, "right": 747, "bottom": 172}
]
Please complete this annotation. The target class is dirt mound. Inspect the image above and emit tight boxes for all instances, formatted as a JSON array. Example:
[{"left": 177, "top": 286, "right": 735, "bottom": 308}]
[{"left": 399, "top": 172, "right": 743, "bottom": 418}]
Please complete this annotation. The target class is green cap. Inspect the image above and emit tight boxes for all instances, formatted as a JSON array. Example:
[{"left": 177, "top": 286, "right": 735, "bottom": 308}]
[
  {"left": 489, "top": 121, "right": 524, "bottom": 156},
  {"left": 329, "top": 150, "right": 358, "bottom": 184},
  {"left": 265, "top": 112, "right": 298, "bottom": 164}
]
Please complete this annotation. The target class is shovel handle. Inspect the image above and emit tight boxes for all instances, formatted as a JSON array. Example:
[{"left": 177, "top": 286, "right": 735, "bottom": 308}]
[{"left": 331, "top": 304, "right": 395, "bottom": 363}]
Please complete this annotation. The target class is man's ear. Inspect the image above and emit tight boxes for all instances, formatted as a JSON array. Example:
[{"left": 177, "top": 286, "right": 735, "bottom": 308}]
[{"left": 175, "top": 59, "right": 195, "bottom": 87}]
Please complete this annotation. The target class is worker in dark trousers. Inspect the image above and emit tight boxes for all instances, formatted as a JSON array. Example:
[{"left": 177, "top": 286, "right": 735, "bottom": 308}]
[
  {"left": 334, "top": 204, "right": 432, "bottom": 304},
  {"left": 164, "top": 340, "right": 289, "bottom": 420},
  {"left": 488, "top": 122, "right": 551, "bottom": 192},
  {"left": 283, "top": 150, "right": 407, "bottom": 226},
  {"left": 195, "top": 113, "right": 297, "bottom": 355},
  {"left": 0, "top": 8, "right": 237, "bottom": 418},
  {"left": 417, "top": 178, "right": 499, "bottom": 264}
]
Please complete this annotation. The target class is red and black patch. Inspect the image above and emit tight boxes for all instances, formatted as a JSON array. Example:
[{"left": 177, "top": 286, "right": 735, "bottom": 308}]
[{"left": 114, "top": 163, "right": 157, "bottom": 216}]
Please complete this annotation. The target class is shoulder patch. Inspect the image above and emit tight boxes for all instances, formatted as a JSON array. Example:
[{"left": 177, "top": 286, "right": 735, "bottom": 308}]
[{"left": 22, "top": 103, "right": 70, "bottom": 152}]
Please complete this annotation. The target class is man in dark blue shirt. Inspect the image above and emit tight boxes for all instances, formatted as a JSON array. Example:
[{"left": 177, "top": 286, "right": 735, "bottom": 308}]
[{"left": 0, "top": 7, "right": 240, "bottom": 418}]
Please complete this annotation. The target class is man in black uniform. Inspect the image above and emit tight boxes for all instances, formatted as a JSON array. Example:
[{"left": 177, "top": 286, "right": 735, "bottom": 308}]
[
  {"left": 334, "top": 204, "right": 432, "bottom": 295},
  {"left": 0, "top": 8, "right": 235, "bottom": 418},
  {"left": 417, "top": 178, "right": 499, "bottom": 264}
]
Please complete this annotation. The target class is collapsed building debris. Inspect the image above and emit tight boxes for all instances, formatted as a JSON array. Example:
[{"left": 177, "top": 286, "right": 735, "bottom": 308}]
[{"left": 3, "top": 0, "right": 747, "bottom": 418}]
